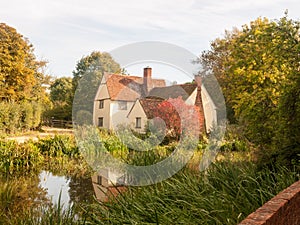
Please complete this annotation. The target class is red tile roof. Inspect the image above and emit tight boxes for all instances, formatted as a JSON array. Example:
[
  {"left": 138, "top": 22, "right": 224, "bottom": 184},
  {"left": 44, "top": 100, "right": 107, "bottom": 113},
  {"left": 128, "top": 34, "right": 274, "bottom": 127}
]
[{"left": 105, "top": 74, "right": 165, "bottom": 101}]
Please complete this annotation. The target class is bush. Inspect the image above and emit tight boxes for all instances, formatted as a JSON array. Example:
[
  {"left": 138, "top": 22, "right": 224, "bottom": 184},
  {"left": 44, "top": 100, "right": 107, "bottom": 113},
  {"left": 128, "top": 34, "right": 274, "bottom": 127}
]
[
  {"left": 36, "top": 135, "right": 79, "bottom": 157},
  {"left": 0, "top": 140, "right": 43, "bottom": 174}
]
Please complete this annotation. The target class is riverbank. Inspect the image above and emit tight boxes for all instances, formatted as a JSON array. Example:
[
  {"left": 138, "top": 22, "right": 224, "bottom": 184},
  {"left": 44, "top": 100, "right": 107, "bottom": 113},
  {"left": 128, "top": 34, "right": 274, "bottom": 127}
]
[{"left": 4, "top": 126, "right": 73, "bottom": 143}]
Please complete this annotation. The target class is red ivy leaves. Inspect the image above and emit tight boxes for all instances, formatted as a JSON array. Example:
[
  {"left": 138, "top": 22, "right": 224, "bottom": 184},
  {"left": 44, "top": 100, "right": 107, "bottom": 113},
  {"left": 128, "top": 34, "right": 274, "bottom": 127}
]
[{"left": 152, "top": 97, "right": 201, "bottom": 140}]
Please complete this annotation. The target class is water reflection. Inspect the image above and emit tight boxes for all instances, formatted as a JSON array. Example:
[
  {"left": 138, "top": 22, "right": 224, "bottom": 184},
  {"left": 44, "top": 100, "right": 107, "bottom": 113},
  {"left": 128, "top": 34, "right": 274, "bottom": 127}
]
[
  {"left": 38, "top": 170, "right": 95, "bottom": 208},
  {"left": 0, "top": 170, "right": 95, "bottom": 216},
  {"left": 39, "top": 170, "right": 71, "bottom": 208},
  {"left": 91, "top": 169, "right": 127, "bottom": 202}
]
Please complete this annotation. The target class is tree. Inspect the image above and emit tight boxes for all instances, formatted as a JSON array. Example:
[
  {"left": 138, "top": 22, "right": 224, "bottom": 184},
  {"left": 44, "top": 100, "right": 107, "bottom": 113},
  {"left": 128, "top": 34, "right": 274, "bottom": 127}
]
[
  {"left": 199, "top": 14, "right": 300, "bottom": 146},
  {"left": 45, "top": 77, "right": 73, "bottom": 120},
  {"left": 50, "top": 77, "right": 73, "bottom": 104},
  {"left": 72, "top": 51, "right": 121, "bottom": 123},
  {"left": 0, "top": 23, "right": 49, "bottom": 132},
  {"left": 152, "top": 97, "right": 201, "bottom": 141},
  {"left": 72, "top": 51, "right": 121, "bottom": 93},
  {"left": 0, "top": 23, "right": 37, "bottom": 101}
]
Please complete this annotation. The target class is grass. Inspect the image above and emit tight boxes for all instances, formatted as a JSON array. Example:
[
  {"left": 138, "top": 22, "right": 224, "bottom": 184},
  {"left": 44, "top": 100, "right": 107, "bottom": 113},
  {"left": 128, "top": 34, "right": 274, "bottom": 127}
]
[
  {"left": 0, "top": 129, "right": 299, "bottom": 224},
  {"left": 87, "top": 161, "right": 298, "bottom": 225}
]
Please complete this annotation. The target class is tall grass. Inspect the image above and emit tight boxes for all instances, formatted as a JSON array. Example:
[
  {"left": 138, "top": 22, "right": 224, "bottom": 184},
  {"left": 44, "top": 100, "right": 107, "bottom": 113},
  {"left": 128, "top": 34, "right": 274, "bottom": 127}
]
[
  {"left": 88, "top": 161, "right": 299, "bottom": 225},
  {"left": 0, "top": 140, "right": 43, "bottom": 174}
]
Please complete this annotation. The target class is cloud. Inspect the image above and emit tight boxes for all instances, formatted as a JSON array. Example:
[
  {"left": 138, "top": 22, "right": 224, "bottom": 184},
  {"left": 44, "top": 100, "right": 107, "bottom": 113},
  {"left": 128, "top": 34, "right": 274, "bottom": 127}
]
[{"left": 1, "top": 0, "right": 300, "bottom": 77}]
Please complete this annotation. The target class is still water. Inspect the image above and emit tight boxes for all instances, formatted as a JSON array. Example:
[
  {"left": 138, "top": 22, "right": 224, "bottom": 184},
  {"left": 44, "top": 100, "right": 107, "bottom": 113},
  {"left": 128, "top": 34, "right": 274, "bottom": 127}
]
[
  {"left": 37, "top": 170, "right": 95, "bottom": 208},
  {"left": 39, "top": 170, "right": 71, "bottom": 208}
]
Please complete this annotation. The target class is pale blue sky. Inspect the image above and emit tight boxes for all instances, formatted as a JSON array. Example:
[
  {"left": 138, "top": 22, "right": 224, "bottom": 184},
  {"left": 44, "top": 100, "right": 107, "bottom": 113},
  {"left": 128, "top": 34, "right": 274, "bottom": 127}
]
[{"left": 1, "top": 0, "right": 300, "bottom": 82}]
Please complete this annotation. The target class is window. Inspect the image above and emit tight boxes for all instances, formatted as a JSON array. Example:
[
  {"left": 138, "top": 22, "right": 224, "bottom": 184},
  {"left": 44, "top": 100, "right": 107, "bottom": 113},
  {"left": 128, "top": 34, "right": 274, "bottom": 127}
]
[
  {"left": 97, "top": 175, "right": 102, "bottom": 185},
  {"left": 118, "top": 101, "right": 127, "bottom": 110},
  {"left": 136, "top": 117, "right": 141, "bottom": 128},
  {"left": 99, "top": 100, "right": 104, "bottom": 109},
  {"left": 98, "top": 117, "right": 103, "bottom": 127}
]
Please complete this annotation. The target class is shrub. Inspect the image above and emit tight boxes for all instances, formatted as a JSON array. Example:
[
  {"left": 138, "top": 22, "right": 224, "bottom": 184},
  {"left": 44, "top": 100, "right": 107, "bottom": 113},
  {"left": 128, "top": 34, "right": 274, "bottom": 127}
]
[
  {"left": 0, "top": 140, "right": 43, "bottom": 174},
  {"left": 36, "top": 135, "right": 79, "bottom": 157}
]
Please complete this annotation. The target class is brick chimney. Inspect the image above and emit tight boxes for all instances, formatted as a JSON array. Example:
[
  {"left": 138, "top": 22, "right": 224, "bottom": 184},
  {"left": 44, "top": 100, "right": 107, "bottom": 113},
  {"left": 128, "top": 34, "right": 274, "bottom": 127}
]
[
  {"left": 194, "top": 75, "right": 206, "bottom": 133},
  {"left": 143, "top": 67, "right": 152, "bottom": 94}
]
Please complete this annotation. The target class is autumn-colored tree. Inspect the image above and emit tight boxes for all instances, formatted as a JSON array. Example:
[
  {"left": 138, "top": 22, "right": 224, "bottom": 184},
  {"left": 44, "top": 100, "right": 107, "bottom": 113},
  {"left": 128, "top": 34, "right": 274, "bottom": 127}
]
[
  {"left": 0, "top": 23, "right": 37, "bottom": 101},
  {"left": 0, "top": 23, "right": 49, "bottom": 132},
  {"left": 152, "top": 97, "right": 201, "bottom": 141}
]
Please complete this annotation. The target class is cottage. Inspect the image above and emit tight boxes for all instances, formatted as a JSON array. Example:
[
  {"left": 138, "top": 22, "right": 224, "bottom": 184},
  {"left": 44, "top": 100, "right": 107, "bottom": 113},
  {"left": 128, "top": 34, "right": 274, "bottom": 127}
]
[
  {"left": 93, "top": 67, "right": 165, "bottom": 129},
  {"left": 93, "top": 67, "right": 217, "bottom": 133}
]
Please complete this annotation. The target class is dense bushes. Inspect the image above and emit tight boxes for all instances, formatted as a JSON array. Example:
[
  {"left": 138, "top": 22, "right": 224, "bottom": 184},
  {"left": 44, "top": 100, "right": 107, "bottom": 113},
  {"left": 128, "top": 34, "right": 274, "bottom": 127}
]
[
  {"left": 0, "top": 101, "right": 43, "bottom": 133},
  {"left": 0, "top": 135, "right": 79, "bottom": 174}
]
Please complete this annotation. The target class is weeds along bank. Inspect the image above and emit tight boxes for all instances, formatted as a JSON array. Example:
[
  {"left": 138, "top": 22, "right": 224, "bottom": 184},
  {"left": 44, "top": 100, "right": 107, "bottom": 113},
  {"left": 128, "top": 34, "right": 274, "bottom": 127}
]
[
  {"left": 0, "top": 135, "right": 89, "bottom": 175},
  {"left": 89, "top": 163, "right": 299, "bottom": 225},
  {"left": 0, "top": 131, "right": 299, "bottom": 224},
  {"left": 0, "top": 134, "right": 93, "bottom": 224}
]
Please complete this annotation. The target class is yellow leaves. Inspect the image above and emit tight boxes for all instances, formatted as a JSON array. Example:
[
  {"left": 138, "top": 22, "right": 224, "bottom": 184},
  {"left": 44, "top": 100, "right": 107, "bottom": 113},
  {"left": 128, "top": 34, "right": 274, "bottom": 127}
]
[{"left": 0, "top": 23, "right": 41, "bottom": 102}]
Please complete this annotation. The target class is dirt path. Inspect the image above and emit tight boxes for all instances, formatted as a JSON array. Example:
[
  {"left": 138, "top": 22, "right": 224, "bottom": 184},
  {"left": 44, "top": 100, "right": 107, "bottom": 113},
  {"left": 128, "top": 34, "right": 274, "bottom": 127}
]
[{"left": 5, "top": 127, "right": 73, "bottom": 144}]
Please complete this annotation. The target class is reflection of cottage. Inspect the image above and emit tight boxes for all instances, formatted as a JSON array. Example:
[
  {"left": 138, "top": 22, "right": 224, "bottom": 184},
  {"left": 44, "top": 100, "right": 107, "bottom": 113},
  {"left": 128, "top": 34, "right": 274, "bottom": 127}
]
[
  {"left": 93, "top": 67, "right": 217, "bottom": 132},
  {"left": 91, "top": 169, "right": 127, "bottom": 201}
]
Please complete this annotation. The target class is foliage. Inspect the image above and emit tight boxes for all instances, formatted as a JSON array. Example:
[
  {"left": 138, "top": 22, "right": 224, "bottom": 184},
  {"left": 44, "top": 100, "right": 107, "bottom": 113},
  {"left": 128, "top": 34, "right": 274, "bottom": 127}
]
[
  {"left": 88, "top": 162, "right": 298, "bottom": 225},
  {"left": 0, "top": 140, "right": 43, "bottom": 174},
  {"left": 46, "top": 77, "right": 73, "bottom": 120},
  {"left": 220, "top": 124, "right": 251, "bottom": 152},
  {"left": 72, "top": 51, "right": 121, "bottom": 121},
  {"left": 0, "top": 23, "right": 50, "bottom": 133},
  {"left": 36, "top": 135, "right": 79, "bottom": 158},
  {"left": 0, "top": 101, "right": 45, "bottom": 133},
  {"left": 199, "top": 14, "right": 300, "bottom": 146},
  {"left": 0, "top": 135, "right": 83, "bottom": 175},
  {"left": 152, "top": 96, "right": 201, "bottom": 142}
]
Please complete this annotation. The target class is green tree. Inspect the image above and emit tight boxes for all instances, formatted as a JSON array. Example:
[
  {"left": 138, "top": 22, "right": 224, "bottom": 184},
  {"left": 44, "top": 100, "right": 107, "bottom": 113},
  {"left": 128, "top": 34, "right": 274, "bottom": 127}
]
[
  {"left": 72, "top": 51, "right": 121, "bottom": 93},
  {"left": 50, "top": 77, "right": 73, "bottom": 104},
  {"left": 72, "top": 51, "right": 121, "bottom": 123},
  {"left": 199, "top": 14, "right": 300, "bottom": 146},
  {"left": 46, "top": 77, "right": 73, "bottom": 120}
]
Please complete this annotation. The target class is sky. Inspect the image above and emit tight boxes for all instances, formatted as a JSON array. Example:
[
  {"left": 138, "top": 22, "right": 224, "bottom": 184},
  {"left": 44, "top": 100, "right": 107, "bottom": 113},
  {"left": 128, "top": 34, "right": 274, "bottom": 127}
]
[{"left": 1, "top": 0, "right": 300, "bottom": 83}]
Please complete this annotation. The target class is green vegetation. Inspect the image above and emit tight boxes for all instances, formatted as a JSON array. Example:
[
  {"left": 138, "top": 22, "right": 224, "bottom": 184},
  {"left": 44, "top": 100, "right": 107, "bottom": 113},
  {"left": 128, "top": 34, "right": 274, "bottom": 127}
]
[
  {"left": 89, "top": 162, "right": 298, "bottom": 225},
  {"left": 44, "top": 77, "right": 74, "bottom": 121},
  {"left": 0, "top": 140, "right": 43, "bottom": 175},
  {"left": 0, "top": 13, "right": 300, "bottom": 225},
  {"left": 0, "top": 135, "right": 91, "bottom": 177},
  {"left": 0, "top": 23, "right": 50, "bottom": 133},
  {"left": 0, "top": 131, "right": 299, "bottom": 224},
  {"left": 199, "top": 13, "right": 300, "bottom": 170}
]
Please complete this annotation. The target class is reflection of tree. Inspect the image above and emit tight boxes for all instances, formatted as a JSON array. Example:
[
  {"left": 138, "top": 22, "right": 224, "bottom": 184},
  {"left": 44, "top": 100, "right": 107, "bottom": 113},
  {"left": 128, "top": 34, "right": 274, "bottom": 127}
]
[
  {"left": 0, "top": 174, "right": 49, "bottom": 221},
  {"left": 68, "top": 175, "right": 95, "bottom": 206}
]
